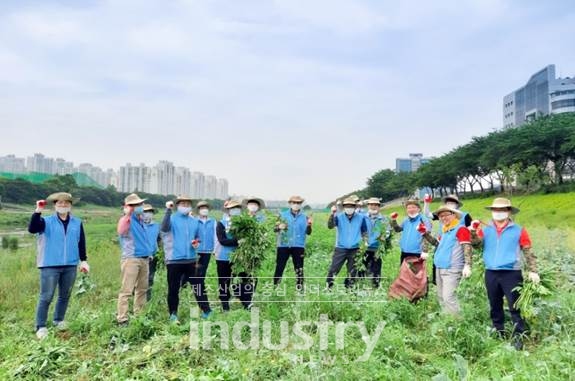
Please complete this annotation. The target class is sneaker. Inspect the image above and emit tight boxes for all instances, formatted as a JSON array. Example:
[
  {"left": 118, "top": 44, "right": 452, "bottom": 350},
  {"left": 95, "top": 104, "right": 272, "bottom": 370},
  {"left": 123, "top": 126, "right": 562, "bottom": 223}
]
[
  {"left": 169, "top": 314, "right": 180, "bottom": 324},
  {"left": 54, "top": 321, "right": 68, "bottom": 331},
  {"left": 201, "top": 310, "right": 213, "bottom": 319},
  {"left": 36, "top": 327, "right": 49, "bottom": 340}
]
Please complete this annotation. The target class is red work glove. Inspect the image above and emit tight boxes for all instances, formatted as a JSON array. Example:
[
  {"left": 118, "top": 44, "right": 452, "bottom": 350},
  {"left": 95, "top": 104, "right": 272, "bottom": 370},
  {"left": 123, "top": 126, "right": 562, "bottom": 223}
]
[
  {"left": 35, "top": 200, "right": 46, "bottom": 213},
  {"left": 424, "top": 194, "right": 432, "bottom": 203},
  {"left": 470, "top": 220, "right": 481, "bottom": 231},
  {"left": 417, "top": 222, "right": 427, "bottom": 234},
  {"left": 390, "top": 212, "right": 398, "bottom": 220}
]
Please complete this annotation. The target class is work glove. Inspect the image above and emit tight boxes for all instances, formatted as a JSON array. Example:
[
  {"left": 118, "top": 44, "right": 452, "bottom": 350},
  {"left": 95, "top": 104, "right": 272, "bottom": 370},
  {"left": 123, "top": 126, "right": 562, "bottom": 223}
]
[
  {"left": 35, "top": 200, "right": 46, "bottom": 213},
  {"left": 462, "top": 265, "right": 471, "bottom": 278},
  {"left": 390, "top": 212, "right": 399, "bottom": 220},
  {"left": 424, "top": 194, "right": 432, "bottom": 203},
  {"left": 528, "top": 272, "right": 540, "bottom": 284},
  {"left": 420, "top": 252, "right": 429, "bottom": 260},
  {"left": 417, "top": 222, "right": 427, "bottom": 234},
  {"left": 469, "top": 220, "right": 481, "bottom": 231},
  {"left": 165, "top": 201, "right": 174, "bottom": 209},
  {"left": 79, "top": 261, "right": 90, "bottom": 273}
]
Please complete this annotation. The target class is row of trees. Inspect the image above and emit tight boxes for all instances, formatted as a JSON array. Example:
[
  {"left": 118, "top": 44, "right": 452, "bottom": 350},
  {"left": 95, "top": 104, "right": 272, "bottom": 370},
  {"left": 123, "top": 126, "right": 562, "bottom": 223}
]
[
  {"left": 0, "top": 175, "right": 225, "bottom": 210},
  {"left": 359, "top": 112, "right": 575, "bottom": 202}
]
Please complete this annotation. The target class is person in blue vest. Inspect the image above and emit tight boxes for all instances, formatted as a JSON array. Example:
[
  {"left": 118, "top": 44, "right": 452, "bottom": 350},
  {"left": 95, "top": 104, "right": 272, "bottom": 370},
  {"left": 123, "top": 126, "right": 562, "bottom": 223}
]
[
  {"left": 326, "top": 197, "right": 368, "bottom": 289},
  {"left": 390, "top": 199, "right": 432, "bottom": 265},
  {"left": 195, "top": 200, "right": 216, "bottom": 300},
  {"left": 116, "top": 193, "right": 155, "bottom": 326},
  {"left": 421, "top": 206, "right": 472, "bottom": 315},
  {"left": 470, "top": 198, "right": 540, "bottom": 350},
  {"left": 273, "top": 195, "right": 312, "bottom": 291},
  {"left": 215, "top": 200, "right": 243, "bottom": 311},
  {"left": 362, "top": 197, "right": 392, "bottom": 288},
  {"left": 243, "top": 197, "right": 266, "bottom": 222},
  {"left": 142, "top": 204, "right": 161, "bottom": 301},
  {"left": 161, "top": 195, "right": 211, "bottom": 323},
  {"left": 423, "top": 194, "right": 473, "bottom": 286},
  {"left": 28, "top": 192, "right": 89, "bottom": 340}
]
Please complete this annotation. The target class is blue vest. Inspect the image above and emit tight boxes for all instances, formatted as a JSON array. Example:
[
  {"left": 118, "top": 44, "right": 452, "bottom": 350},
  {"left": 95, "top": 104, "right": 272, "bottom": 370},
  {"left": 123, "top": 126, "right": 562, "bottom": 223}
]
[
  {"left": 197, "top": 218, "right": 216, "bottom": 253},
  {"left": 217, "top": 218, "right": 237, "bottom": 261},
  {"left": 366, "top": 214, "right": 390, "bottom": 249},
  {"left": 399, "top": 215, "right": 431, "bottom": 253},
  {"left": 434, "top": 226, "right": 464, "bottom": 270},
  {"left": 277, "top": 210, "right": 308, "bottom": 248},
  {"left": 145, "top": 222, "right": 160, "bottom": 255},
  {"left": 335, "top": 212, "right": 365, "bottom": 249},
  {"left": 163, "top": 213, "right": 199, "bottom": 262},
  {"left": 483, "top": 222, "right": 523, "bottom": 270},
  {"left": 120, "top": 214, "right": 155, "bottom": 258},
  {"left": 36, "top": 214, "right": 82, "bottom": 267}
]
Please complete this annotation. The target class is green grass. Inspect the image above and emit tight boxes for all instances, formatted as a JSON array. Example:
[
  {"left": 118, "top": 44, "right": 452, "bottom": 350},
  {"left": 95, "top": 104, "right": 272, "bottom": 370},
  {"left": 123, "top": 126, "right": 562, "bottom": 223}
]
[{"left": 0, "top": 194, "right": 574, "bottom": 380}]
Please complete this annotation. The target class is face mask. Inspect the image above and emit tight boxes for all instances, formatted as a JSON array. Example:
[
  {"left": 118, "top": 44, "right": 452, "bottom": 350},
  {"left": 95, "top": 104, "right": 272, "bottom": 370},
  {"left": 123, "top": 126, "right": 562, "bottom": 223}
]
[
  {"left": 368, "top": 208, "right": 379, "bottom": 215},
  {"left": 356, "top": 208, "right": 364, "bottom": 213},
  {"left": 133, "top": 206, "right": 144, "bottom": 215},
  {"left": 344, "top": 207, "right": 355, "bottom": 215},
  {"left": 445, "top": 202, "right": 458, "bottom": 209},
  {"left": 247, "top": 204, "right": 259, "bottom": 213},
  {"left": 199, "top": 208, "right": 209, "bottom": 217},
  {"left": 229, "top": 208, "right": 242, "bottom": 216},
  {"left": 492, "top": 211, "right": 509, "bottom": 221},
  {"left": 290, "top": 204, "right": 301, "bottom": 211},
  {"left": 407, "top": 212, "right": 419, "bottom": 218},
  {"left": 56, "top": 206, "right": 71, "bottom": 214},
  {"left": 142, "top": 212, "right": 153, "bottom": 223},
  {"left": 177, "top": 206, "right": 191, "bottom": 215}
]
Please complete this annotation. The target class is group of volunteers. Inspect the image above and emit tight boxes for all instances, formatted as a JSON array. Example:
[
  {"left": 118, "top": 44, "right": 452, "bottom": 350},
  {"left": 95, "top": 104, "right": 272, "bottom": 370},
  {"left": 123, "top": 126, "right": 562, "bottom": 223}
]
[{"left": 28, "top": 191, "right": 540, "bottom": 349}]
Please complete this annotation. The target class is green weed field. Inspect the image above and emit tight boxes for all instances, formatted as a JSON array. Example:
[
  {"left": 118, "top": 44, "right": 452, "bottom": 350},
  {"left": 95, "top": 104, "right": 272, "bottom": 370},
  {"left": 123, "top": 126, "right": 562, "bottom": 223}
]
[{"left": 0, "top": 193, "right": 574, "bottom": 380}]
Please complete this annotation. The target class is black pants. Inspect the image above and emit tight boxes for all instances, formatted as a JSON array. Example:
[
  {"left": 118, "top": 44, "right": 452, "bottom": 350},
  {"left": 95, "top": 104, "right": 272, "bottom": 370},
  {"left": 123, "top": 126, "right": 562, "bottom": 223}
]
[
  {"left": 216, "top": 261, "right": 255, "bottom": 310},
  {"left": 360, "top": 250, "right": 382, "bottom": 288},
  {"left": 167, "top": 262, "right": 211, "bottom": 315},
  {"left": 485, "top": 270, "right": 527, "bottom": 336},
  {"left": 273, "top": 247, "right": 305, "bottom": 289},
  {"left": 400, "top": 252, "right": 421, "bottom": 266},
  {"left": 147, "top": 256, "right": 157, "bottom": 301},
  {"left": 326, "top": 248, "right": 357, "bottom": 289}
]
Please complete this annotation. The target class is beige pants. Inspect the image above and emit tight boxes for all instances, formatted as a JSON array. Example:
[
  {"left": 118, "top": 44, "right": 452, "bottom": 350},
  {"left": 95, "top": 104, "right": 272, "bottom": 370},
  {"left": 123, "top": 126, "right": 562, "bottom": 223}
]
[
  {"left": 436, "top": 268, "right": 462, "bottom": 315},
  {"left": 117, "top": 257, "right": 150, "bottom": 323}
]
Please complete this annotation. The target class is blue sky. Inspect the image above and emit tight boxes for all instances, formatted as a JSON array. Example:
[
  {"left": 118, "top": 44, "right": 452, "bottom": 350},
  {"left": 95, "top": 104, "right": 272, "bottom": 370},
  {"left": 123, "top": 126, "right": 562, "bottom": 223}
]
[{"left": 0, "top": 0, "right": 574, "bottom": 203}]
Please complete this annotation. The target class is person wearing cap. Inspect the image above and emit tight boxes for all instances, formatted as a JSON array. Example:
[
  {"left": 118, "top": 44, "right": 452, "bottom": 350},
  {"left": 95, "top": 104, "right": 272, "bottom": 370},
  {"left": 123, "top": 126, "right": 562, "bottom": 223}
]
[
  {"left": 273, "top": 195, "right": 312, "bottom": 290},
  {"left": 469, "top": 198, "right": 540, "bottom": 350},
  {"left": 28, "top": 192, "right": 89, "bottom": 339},
  {"left": 195, "top": 201, "right": 216, "bottom": 299},
  {"left": 242, "top": 197, "right": 266, "bottom": 222},
  {"left": 142, "top": 204, "right": 161, "bottom": 301},
  {"left": 362, "top": 197, "right": 392, "bottom": 288},
  {"left": 423, "top": 194, "right": 473, "bottom": 286},
  {"left": 116, "top": 193, "right": 155, "bottom": 326},
  {"left": 215, "top": 200, "right": 243, "bottom": 311},
  {"left": 421, "top": 206, "right": 473, "bottom": 315},
  {"left": 390, "top": 199, "right": 432, "bottom": 265},
  {"left": 161, "top": 195, "right": 211, "bottom": 322},
  {"left": 326, "top": 197, "right": 368, "bottom": 289}
]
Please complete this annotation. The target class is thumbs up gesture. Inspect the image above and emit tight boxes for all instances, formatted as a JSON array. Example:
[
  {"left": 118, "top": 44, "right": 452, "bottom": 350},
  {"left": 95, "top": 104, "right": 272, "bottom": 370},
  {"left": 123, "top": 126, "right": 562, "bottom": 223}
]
[
  {"left": 35, "top": 200, "right": 46, "bottom": 213},
  {"left": 424, "top": 194, "right": 432, "bottom": 203},
  {"left": 390, "top": 212, "right": 399, "bottom": 220},
  {"left": 417, "top": 222, "right": 428, "bottom": 234}
]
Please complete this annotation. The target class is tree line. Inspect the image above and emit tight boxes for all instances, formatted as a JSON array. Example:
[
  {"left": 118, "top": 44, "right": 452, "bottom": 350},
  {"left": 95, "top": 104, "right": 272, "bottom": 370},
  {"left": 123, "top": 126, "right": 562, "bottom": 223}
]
[
  {"left": 0, "top": 174, "right": 225, "bottom": 210},
  {"left": 356, "top": 112, "right": 575, "bottom": 203}
]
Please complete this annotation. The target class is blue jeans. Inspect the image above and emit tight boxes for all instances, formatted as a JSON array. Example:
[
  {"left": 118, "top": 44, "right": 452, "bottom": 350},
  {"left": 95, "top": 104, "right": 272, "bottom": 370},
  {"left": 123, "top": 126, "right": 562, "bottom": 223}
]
[{"left": 35, "top": 266, "right": 77, "bottom": 329}]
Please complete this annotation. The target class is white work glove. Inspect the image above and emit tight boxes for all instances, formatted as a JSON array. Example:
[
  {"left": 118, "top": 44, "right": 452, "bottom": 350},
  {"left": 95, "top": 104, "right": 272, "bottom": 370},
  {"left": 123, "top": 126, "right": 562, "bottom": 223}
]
[
  {"left": 462, "top": 265, "right": 471, "bottom": 278},
  {"left": 331, "top": 205, "right": 337, "bottom": 214},
  {"left": 79, "top": 261, "right": 90, "bottom": 273},
  {"left": 528, "top": 272, "right": 540, "bottom": 284},
  {"left": 165, "top": 201, "right": 174, "bottom": 209},
  {"left": 420, "top": 252, "right": 429, "bottom": 260},
  {"left": 35, "top": 200, "right": 46, "bottom": 213},
  {"left": 123, "top": 205, "right": 132, "bottom": 215},
  {"left": 469, "top": 220, "right": 481, "bottom": 231}
]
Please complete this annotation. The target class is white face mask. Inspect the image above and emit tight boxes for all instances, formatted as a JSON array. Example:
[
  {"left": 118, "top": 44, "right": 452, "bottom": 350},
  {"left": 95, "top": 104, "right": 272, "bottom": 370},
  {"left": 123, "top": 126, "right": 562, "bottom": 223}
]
[
  {"left": 247, "top": 204, "right": 259, "bottom": 213},
  {"left": 199, "top": 208, "right": 209, "bottom": 217},
  {"left": 142, "top": 212, "right": 153, "bottom": 223},
  {"left": 229, "top": 208, "right": 241, "bottom": 216},
  {"left": 344, "top": 207, "right": 355, "bottom": 215},
  {"left": 56, "top": 206, "right": 71, "bottom": 214},
  {"left": 445, "top": 202, "right": 459, "bottom": 209},
  {"left": 492, "top": 211, "right": 509, "bottom": 221},
  {"left": 290, "top": 203, "right": 301, "bottom": 211},
  {"left": 177, "top": 206, "right": 192, "bottom": 215},
  {"left": 368, "top": 208, "right": 379, "bottom": 215},
  {"left": 407, "top": 212, "right": 419, "bottom": 218}
]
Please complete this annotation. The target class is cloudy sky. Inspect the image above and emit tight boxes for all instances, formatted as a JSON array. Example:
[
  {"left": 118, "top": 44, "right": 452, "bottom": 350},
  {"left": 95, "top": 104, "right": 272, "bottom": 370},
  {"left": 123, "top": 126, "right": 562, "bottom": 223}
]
[{"left": 0, "top": 0, "right": 574, "bottom": 203}]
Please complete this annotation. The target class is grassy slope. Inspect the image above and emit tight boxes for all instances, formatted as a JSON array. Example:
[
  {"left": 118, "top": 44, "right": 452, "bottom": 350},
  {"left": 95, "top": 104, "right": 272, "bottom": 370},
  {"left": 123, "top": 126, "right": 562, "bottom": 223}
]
[{"left": 0, "top": 194, "right": 574, "bottom": 380}]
